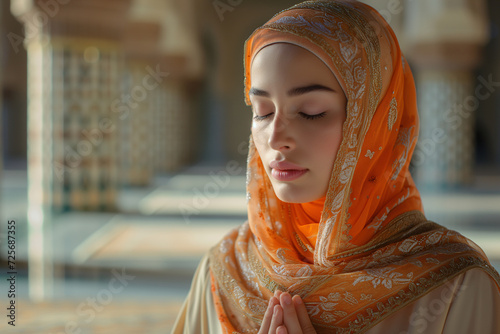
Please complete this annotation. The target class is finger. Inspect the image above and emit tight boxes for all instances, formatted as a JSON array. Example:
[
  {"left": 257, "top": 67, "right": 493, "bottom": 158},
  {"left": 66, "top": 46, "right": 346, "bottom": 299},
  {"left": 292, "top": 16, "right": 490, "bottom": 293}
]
[
  {"left": 277, "top": 325, "right": 288, "bottom": 334},
  {"left": 293, "top": 295, "right": 316, "bottom": 334},
  {"left": 274, "top": 290, "right": 282, "bottom": 299},
  {"left": 259, "top": 297, "right": 279, "bottom": 334},
  {"left": 269, "top": 304, "right": 283, "bottom": 334},
  {"left": 280, "top": 293, "right": 302, "bottom": 334}
]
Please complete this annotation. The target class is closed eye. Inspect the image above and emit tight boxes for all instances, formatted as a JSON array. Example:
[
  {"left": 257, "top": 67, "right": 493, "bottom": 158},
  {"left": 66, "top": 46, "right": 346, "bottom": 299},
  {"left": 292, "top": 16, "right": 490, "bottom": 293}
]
[
  {"left": 299, "top": 111, "right": 326, "bottom": 120},
  {"left": 253, "top": 113, "right": 273, "bottom": 121}
]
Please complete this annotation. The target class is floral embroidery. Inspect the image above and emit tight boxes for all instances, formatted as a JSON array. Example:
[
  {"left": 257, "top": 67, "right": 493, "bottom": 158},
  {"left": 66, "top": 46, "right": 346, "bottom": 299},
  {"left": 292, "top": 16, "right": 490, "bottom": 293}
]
[
  {"left": 343, "top": 258, "right": 369, "bottom": 272},
  {"left": 353, "top": 267, "right": 413, "bottom": 289},
  {"left": 372, "top": 245, "right": 397, "bottom": 260},
  {"left": 296, "top": 265, "right": 314, "bottom": 277},
  {"left": 391, "top": 126, "right": 418, "bottom": 180},
  {"left": 220, "top": 239, "right": 234, "bottom": 254},
  {"left": 426, "top": 257, "right": 441, "bottom": 264},
  {"left": 354, "top": 66, "right": 367, "bottom": 84},
  {"left": 248, "top": 298, "right": 267, "bottom": 314},
  {"left": 339, "top": 151, "right": 357, "bottom": 184},
  {"left": 388, "top": 97, "right": 398, "bottom": 130},
  {"left": 307, "top": 293, "right": 349, "bottom": 323},
  {"left": 398, "top": 238, "right": 422, "bottom": 253},
  {"left": 342, "top": 291, "right": 359, "bottom": 305},
  {"left": 368, "top": 207, "right": 390, "bottom": 230},
  {"left": 210, "top": 1, "right": 500, "bottom": 333},
  {"left": 360, "top": 293, "right": 375, "bottom": 301},
  {"left": 426, "top": 231, "right": 444, "bottom": 245},
  {"left": 365, "top": 150, "right": 375, "bottom": 159}
]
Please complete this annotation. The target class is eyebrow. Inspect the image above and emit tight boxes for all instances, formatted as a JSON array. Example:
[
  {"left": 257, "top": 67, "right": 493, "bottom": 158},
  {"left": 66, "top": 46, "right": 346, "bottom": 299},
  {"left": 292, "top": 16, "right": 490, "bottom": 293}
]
[{"left": 249, "top": 84, "right": 335, "bottom": 98}]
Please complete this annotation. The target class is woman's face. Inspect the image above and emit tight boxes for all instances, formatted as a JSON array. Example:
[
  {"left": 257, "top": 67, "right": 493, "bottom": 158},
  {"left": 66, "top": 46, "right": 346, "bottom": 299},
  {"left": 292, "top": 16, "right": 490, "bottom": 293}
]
[{"left": 250, "top": 43, "right": 347, "bottom": 203}]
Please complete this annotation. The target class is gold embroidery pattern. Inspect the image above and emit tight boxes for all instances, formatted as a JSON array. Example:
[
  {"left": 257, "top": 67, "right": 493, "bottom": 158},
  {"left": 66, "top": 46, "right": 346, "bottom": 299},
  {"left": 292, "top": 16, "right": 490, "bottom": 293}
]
[
  {"left": 211, "top": 1, "right": 500, "bottom": 333},
  {"left": 308, "top": 292, "right": 349, "bottom": 324},
  {"left": 334, "top": 257, "right": 500, "bottom": 333},
  {"left": 210, "top": 211, "right": 500, "bottom": 333},
  {"left": 388, "top": 97, "right": 398, "bottom": 130},
  {"left": 295, "top": 232, "right": 311, "bottom": 254},
  {"left": 391, "top": 126, "right": 418, "bottom": 181},
  {"left": 260, "top": 0, "right": 383, "bottom": 263},
  {"left": 248, "top": 243, "right": 287, "bottom": 293}
]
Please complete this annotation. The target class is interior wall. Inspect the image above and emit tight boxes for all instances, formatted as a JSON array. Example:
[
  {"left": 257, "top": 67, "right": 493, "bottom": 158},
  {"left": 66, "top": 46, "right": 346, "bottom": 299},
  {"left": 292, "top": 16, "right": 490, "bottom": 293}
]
[
  {"left": 1, "top": 0, "right": 27, "bottom": 168},
  {"left": 477, "top": 0, "right": 500, "bottom": 168},
  {"left": 2, "top": 0, "right": 499, "bottom": 171}
]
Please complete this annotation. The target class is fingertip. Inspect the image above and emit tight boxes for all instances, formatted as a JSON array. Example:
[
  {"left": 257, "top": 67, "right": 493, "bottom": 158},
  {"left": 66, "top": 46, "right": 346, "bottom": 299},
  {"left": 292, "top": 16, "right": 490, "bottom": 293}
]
[
  {"left": 292, "top": 294, "right": 303, "bottom": 305},
  {"left": 277, "top": 325, "right": 288, "bottom": 334},
  {"left": 280, "top": 292, "right": 292, "bottom": 305},
  {"left": 274, "top": 289, "right": 282, "bottom": 298}
]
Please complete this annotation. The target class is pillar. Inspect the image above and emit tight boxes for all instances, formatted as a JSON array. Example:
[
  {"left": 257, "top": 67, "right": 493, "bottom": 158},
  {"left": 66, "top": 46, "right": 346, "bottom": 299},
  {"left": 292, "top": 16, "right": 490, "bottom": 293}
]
[
  {"left": 11, "top": 0, "right": 131, "bottom": 300},
  {"left": 0, "top": 0, "right": 3, "bottom": 225},
  {"left": 120, "top": 21, "right": 161, "bottom": 186},
  {"left": 404, "top": 0, "right": 489, "bottom": 190},
  {"left": 128, "top": 0, "right": 202, "bottom": 173},
  {"left": 154, "top": 55, "right": 197, "bottom": 173}
]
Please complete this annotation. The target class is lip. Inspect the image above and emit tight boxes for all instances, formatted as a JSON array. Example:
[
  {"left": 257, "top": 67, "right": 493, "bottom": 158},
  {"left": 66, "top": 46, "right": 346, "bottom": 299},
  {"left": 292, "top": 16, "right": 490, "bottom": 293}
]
[{"left": 270, "top": 160, "right": 308, "bottom": 182}]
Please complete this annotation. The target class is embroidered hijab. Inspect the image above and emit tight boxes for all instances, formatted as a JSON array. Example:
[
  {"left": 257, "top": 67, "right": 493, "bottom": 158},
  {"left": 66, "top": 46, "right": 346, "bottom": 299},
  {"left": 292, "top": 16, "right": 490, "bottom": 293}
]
[{"left": 209, "top": 1, "right": 500, "bottom": 333}]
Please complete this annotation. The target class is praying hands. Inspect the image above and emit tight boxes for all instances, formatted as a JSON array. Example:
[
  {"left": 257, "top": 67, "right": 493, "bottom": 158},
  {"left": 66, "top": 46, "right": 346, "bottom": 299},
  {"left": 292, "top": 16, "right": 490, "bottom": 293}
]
[{"left": 258, "top": 291, "right": 317, "bottom": 334}]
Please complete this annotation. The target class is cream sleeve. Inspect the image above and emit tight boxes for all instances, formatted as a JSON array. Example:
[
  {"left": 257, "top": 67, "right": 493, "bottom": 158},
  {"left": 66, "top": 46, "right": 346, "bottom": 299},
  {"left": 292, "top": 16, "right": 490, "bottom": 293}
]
[
  {"left": 170, "top": 253, "right": 223, "bottom": 334},
  {"left": 368, "top": 267, "right": 500, "bottom": 334}
]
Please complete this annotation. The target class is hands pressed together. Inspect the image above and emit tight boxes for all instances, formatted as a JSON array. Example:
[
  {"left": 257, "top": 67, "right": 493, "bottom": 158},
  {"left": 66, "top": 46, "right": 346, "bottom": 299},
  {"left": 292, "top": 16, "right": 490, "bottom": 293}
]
[{"left": 258, "top": 291, "right": 317, "bottom": 334}]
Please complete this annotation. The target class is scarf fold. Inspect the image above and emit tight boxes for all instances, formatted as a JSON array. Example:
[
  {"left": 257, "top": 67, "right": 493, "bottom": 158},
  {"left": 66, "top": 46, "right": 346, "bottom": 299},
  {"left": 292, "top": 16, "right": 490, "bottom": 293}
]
[{"left": 208, "top": 1, "right": 500, "bottom": 332}]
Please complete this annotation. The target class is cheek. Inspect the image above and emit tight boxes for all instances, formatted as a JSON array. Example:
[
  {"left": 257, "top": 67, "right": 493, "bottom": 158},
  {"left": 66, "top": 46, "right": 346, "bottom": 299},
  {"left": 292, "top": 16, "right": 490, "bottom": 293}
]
[
  {"left": 312, "top": 125, "right": 344, "bottom": 168},
  {"left": 251, "top": 125, "right": 269, "bottom": 155}
]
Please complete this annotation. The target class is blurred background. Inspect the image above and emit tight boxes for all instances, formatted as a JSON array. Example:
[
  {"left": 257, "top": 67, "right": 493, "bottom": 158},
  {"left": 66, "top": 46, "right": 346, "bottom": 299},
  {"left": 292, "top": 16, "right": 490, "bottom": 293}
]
[{"left": 0, "top": 0, "right": 499, "bottom": 332}]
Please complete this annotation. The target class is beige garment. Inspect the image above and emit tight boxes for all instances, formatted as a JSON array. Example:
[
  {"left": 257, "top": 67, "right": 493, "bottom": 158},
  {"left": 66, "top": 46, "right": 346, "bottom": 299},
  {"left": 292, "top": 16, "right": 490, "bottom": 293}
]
[{"left": 171, "top": 254, "right": 500, "bottom": 334}]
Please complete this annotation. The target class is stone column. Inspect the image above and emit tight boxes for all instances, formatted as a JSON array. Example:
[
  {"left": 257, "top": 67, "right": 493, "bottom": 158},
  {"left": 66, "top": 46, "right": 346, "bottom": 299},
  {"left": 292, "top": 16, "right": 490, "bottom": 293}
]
[
  {"left": 154, "top": 55, "right": 196, "bottom": 173},
  {"left": 120, "top": 21, "right": 161, "bottom": 186},
  {"left": 128, "top": 0, "right": 202, "bottom": 173},
  {"left": 404, "top": 0, "right": 489, "bottom": 190},
  {"left": 11, "top": 0, "right": 130, "bottom": 300},
  {"left": 0, "top": 0, "right": 3, "bottom": 224}
]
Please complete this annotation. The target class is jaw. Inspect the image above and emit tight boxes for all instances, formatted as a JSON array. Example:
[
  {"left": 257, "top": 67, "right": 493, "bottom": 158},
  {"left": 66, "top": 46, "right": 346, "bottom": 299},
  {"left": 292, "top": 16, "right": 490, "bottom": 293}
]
[{"left": 269, "top": 175, "right": 324, "bottom": 203}]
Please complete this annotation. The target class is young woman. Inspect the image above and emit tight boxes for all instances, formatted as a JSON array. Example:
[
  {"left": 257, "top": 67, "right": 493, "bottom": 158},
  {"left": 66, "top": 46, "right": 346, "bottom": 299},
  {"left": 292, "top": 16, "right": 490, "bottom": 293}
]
[{"left": 172, "top": 1, "right": 500, "bottom": 333}]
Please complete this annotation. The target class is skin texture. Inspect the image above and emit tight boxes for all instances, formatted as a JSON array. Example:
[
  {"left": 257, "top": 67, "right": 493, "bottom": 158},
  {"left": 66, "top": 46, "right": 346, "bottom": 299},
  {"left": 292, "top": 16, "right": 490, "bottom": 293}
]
[
  {"left": 250, "top": 43, "right": 347, "bottom": 332},
  {"left": 250, "top": 43, "right": 347, "bottom": 204},
  {"left": 258, "top": 291, "right": 317, "bottom": 334}
]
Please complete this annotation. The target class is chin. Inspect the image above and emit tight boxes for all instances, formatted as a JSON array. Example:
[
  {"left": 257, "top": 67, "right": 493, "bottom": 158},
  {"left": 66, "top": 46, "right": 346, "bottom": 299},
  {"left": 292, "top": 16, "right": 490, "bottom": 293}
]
[{"left": 272, "top": 183, "right": 321, "bottom": 204}]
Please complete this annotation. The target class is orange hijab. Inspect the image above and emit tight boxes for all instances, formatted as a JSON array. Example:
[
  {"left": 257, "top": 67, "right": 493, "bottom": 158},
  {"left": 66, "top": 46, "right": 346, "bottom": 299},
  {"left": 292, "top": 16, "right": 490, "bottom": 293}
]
[{"left": 209, "top": 1, "right": 500, "bottom": 333}]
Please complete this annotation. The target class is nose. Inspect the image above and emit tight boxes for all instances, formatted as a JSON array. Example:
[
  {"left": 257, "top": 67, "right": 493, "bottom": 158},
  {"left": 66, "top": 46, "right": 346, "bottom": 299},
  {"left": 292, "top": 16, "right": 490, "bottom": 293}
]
[{"left": 268, "top": 113, "right": 295, "bottom": 152}]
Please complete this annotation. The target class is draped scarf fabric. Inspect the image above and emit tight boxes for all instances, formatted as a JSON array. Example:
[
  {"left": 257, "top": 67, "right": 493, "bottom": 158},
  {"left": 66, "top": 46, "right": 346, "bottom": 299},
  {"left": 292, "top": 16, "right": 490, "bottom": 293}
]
[{"left": 208, "top": 1, "right": 500, "bottom": 333}]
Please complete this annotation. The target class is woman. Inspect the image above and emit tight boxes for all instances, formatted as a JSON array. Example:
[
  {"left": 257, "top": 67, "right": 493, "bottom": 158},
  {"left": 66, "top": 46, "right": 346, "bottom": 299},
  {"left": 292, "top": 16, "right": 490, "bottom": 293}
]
[{"left": 172, "top": 1, "right": 500, "bottom": 333}]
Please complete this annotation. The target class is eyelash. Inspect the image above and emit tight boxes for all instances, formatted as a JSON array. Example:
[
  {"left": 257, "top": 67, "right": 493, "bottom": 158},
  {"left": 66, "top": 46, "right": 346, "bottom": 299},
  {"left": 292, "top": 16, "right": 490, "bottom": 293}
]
[
  {"left": 253, "top": 112, "right": 327, "bottom": 121},
  {"left": 299, "top": 111, "right": 326, "bottom": 120},
  {"left": 253, "top": 114, "right": 270, "bottom": 121}
]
